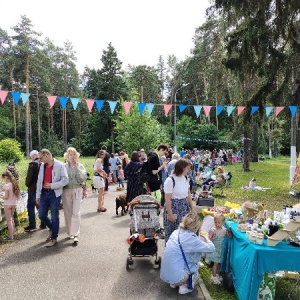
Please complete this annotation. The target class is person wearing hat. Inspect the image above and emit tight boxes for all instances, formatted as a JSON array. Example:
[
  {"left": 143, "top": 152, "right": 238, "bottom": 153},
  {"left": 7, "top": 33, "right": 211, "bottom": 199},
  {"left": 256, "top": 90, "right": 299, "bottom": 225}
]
[{"left": 25, "top": 150, "right": 45, "bottom": 232}]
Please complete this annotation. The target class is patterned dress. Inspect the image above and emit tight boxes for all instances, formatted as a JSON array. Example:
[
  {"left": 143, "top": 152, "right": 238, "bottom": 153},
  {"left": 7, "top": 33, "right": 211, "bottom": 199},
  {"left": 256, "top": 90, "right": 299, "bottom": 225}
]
[
  {"left": 125, "top": 161, "right": 143, "bottom": 202},
  {"left": 205, "top": 227, "right": 227, "bottom": 263}
]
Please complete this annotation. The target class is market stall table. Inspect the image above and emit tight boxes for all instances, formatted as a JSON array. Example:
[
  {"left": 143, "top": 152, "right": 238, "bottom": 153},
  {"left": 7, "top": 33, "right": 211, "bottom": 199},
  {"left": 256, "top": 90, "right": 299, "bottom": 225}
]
[{"left": 222, "top": 220, "right": 300, "bottom": 300}]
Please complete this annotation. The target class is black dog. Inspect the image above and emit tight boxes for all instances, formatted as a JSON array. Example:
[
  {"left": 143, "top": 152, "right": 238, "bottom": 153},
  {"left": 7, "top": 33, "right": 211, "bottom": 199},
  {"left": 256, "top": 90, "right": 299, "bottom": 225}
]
[{"left": 116, "top": 194, "right": 129, "bottom": 216}]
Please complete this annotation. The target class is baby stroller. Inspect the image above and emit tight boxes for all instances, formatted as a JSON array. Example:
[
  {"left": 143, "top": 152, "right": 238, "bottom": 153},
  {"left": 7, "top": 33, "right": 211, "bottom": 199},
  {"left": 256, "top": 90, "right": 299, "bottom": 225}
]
[{"left": 126, "top": 195, "right": 162, "bottom": 270}]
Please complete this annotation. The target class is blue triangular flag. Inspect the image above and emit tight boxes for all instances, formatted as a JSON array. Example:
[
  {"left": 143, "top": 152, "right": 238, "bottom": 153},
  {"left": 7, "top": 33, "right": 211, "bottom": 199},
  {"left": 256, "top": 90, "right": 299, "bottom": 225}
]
[
  {"left": 193, "top": 105, "right": 202, "bottom": 118},
  {"left": 70, "top": 98, "right": 79, "bottom": 110},
  {"left": 138, "top": 103, "right": 147, "bottom": 115},
  {"left": 289, "top": 106, "right": 298, "bottom": 118},
  {"left": 226, "top": 106, "right": 235, "bottom": 116},
  {"left": 145, "top": 103, "right": 155, "bottom": 115},
  {"left": 95, "top": 100, "right": 105, "bottom": 112},
  {"left": 58, "top": 96, "right": 68, "bottom": 109},
  {"left": 250, "top": 106, "right": 259, "bottom": 116},
  {"left": 265, "top": 106, "right": 273, "bottom": 117},
  {"left": 216, "top": 106, "right": 224, "bottom": 116},
  {"left": 11, "top": 91, "right": 21, "bottom": 105},
  {"left": 107, "top": 100, "right": 117, "bottom": 114},
  {"left": 20, "top": 92, "right": 30, "bottom": 105},
  {"left": 179, "top": 104, "right": 187, "bottom": 113}
]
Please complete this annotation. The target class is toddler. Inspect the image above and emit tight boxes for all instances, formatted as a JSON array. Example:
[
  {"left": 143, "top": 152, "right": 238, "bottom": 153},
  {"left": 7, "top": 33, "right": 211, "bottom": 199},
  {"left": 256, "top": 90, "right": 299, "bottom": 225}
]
[
  {"left": 205, "top": 213, "right": 231, "bottom": 284},
  {"left": 1, "top": 170, "right": 20, "bottom": 240},
  {"left": 117, "top": 165, "right": 124, "bottom": 190}
]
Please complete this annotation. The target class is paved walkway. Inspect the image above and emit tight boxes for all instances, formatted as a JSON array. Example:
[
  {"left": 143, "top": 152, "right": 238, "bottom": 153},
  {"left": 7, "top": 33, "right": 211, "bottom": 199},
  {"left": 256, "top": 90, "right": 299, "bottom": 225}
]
[{"left": 0, "top": 186, "right": 208, "bottom": 300}]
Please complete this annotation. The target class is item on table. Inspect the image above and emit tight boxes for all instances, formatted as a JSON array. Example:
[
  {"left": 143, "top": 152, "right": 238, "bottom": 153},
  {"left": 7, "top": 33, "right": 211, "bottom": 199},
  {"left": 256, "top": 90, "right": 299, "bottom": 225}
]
[{"left": 238, "top": 223, "right": 247, "bottom": 232}]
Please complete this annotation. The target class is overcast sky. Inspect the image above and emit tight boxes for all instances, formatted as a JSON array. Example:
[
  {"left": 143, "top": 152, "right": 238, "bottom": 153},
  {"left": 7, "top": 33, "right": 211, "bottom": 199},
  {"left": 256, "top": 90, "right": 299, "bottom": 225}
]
[{"left": 2, "top": 0, "right": 210, "bottom": 73}]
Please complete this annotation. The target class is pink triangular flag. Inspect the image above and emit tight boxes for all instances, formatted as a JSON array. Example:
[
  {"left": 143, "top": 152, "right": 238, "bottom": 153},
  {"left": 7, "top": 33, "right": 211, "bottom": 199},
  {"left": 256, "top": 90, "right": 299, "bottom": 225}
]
[
  {"left": 203, "top": 106, "right": 212, "bottom": 118},
  {"left": 237, "top": 106, "right": 246, "bottom": 116},
  {"left": 123, "top": 101, "right": 133, "bottom": 114},
  {"left": 163, "top": 104, "right": 172, "bottom": 116},
  {"left": 0, "top": 90, "right": 9, "bottom": 104},
  {"left": 47, "top": 96, "right": 57, "bottom": 109},
  {"left": 275, "top": 106, "right": 285, "bottom": 117},
  {"left": 85, "top": 99, "right": 95, "bottom": 113}
]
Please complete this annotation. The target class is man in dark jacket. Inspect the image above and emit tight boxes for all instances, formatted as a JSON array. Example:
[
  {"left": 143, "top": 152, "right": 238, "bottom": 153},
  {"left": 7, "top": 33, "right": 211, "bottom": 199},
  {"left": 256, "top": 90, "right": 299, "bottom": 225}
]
[{"left": 24, "top": 150, "right": 45, "bottom": 231}]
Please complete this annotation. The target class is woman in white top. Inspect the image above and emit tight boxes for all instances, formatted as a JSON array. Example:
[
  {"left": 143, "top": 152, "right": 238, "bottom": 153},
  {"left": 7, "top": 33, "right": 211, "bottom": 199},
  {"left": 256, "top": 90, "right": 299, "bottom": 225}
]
[
  {"left": 1, "top": 170, "right": 20, "bottom": 240},
  {"left": 93, "top": 150, "right": 107, "bottom": 213},
  {"left": 163, "top": 158, "right": 195, "bottom": 242}
]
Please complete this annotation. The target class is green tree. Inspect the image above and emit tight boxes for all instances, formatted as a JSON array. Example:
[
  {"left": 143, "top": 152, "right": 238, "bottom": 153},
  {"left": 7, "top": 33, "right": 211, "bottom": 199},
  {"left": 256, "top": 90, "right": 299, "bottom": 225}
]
[{"left": 0, "top": 138, "right": 23, "bottom": 163}]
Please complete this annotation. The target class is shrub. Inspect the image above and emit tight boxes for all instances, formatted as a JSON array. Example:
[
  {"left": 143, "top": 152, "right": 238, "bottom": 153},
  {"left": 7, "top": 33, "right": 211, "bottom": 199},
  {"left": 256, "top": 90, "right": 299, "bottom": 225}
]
[{"left": 0, "top": 138, "right": 24, "bottom": 163}]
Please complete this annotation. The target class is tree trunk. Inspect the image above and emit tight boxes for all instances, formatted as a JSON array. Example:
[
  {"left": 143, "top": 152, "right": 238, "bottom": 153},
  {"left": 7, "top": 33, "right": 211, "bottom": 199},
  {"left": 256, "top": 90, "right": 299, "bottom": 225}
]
[
  {"left": 36, "top": 89, "right": 41, "bottom": 150},
  {"left": 25, "top": 53, "right": 30, "bottom": 157},
  {"left": 251, "top": 120, "right": 258, "bottom": 162},
  {"left": 243, "top": 123, "right": 251, "bottom": 171}
]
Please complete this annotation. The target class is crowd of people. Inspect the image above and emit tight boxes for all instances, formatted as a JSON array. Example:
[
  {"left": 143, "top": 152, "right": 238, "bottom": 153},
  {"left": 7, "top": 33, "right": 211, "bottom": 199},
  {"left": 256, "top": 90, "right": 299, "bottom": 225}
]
[{"left": 0, "top": 144, "right": 236, "bottom": 294}]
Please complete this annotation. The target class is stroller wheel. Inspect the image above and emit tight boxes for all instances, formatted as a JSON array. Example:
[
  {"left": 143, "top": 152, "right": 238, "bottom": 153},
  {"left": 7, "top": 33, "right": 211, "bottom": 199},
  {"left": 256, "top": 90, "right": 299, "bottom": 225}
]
[
  {"left": 126, "top": 257, "right": 133, "bottom": 270},
  {"left": 155, "top": 256, "right": 161, "bottom": 269}
]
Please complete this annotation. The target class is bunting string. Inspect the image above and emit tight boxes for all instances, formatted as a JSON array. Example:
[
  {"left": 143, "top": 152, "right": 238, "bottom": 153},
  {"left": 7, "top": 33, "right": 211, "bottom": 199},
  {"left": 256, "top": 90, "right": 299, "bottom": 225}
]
[{"left": 0, "top": 90, "right": 298, "bottom": 118}]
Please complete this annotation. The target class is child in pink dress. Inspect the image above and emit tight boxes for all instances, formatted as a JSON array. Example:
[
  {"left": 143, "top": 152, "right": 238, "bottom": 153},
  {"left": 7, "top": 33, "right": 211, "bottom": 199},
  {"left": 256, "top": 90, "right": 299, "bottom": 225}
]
[
  {"left": 205, "top": 213, "right": 231, "bottom": 284},
  {"left": 1, "top": 170, "right": 20, "bottom": 240}
]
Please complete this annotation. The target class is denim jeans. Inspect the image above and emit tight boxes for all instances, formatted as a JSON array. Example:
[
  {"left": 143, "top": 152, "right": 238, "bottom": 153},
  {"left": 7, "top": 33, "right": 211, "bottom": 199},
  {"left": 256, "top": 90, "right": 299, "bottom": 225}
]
[
  {"left": 27, "top": 192, "right": 37, "bottom": 228},
  {"left": 38, "top": 190, "right": 61, "bottom": 240}
]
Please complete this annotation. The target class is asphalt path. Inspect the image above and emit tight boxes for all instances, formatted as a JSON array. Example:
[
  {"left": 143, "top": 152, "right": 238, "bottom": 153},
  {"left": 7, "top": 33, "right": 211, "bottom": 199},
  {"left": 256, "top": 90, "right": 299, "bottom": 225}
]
[{"left": 0, "top": 185, "right": 206, "bottom": 300}]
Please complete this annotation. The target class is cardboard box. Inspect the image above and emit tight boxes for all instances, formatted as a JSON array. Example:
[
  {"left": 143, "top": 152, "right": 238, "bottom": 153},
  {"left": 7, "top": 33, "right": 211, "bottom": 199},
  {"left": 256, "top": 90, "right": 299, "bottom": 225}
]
[{"left": 196, "top": 197, "right": 214, "bottom": 207}]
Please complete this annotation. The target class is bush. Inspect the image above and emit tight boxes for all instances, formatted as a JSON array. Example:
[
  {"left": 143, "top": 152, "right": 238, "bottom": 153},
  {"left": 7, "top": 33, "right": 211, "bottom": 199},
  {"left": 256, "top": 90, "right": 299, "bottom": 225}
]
[{"left": 0, "top": 138, "right": 24, "bottom": 163}]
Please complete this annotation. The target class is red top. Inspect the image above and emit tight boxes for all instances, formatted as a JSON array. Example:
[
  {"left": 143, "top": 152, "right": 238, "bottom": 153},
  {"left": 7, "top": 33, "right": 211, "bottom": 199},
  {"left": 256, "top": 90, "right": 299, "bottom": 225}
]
[{"left": 44, "top": 164, "right": 53, "bottom": 185}]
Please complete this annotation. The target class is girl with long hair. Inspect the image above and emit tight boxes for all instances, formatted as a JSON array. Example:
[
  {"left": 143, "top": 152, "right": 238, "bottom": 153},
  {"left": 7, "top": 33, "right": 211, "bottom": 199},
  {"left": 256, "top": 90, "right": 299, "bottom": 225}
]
[{"left": 1, "top": 170, "right": 20, "bottom": 240}]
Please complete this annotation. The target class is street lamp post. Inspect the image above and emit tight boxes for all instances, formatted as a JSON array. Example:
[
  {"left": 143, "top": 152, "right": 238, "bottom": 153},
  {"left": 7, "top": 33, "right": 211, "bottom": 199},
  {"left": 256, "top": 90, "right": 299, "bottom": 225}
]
[{"left": 174, "top": 83, "right": 190, "bottom": 153}]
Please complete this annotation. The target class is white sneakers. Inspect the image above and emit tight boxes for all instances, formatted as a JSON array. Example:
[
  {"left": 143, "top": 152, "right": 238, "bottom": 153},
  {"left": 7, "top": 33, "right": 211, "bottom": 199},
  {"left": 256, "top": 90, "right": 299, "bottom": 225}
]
[
  {"left": 178, "top": 285, "right": 193, "bottom": 295},
  {"left": 211, "top": 275, "right": 222, "bottom": 284}
]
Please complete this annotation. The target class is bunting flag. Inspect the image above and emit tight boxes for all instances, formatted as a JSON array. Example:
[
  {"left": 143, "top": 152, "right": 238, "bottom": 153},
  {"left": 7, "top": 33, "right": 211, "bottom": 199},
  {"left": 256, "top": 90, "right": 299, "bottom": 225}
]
[
  {"left": 138, "top": 102, "right": 147, "bottom": 115},
  {"left": 237, "top": 106, "right": 246, "bottom": 116},
  {"left": 203, "top": 106, "right": 212, "bottom": 117},
  {"left": 95, "top": 99, "right": 104, "bottom": 112},
  {"left": 250, "top": 106, "right": 259, "bottom": 116},
  {"left": 193, "top": 105, "right": 202, "bottom": 118},
  {"left": 275, "top": 106, "right": 285, "bottom": 117},
  {"left": 226, "top": 106, "right": 235, "bottom": 116},
  {"left": 123, "top": 101, "right": 132, "bottom": 114},
  {"left": 58, "top": 96, "right": 68, "bottom": 110},
  {"left": 163, "top": 104, "right": 172, "bottom": 116},
  {"left": 265, "top": 106, "right": 273, "bottom": 117},
  {"left": 70, "top": 98, "right": 79, "bottom": 110},
  {"left": 21, "top": 93, "right": 30, "bottom": 105},
  {"left": 216, "top": 105, "right": 224, "bottom": 116},
  {"left": 289, "top": 106, "right": 298, "bottom": 118},
  {"left": 179, "top": 104, "right": 187, "bottom": 113},
  {"left": 11, "top": 91, "right": 21, "bottom": 105},
  {"left": 47, "top": 96, "right": 57, "bottom": 109},
  {"left": 1, "top": 90, "right": 300, "bottom": 120},
  {"left": 85, "top": 99, "right": 95, "bottom": 112},
  {"left": 145, "top": 103, "right": 154, "bottom": 115},
  {"left": 0, "top": 90, "right": 9, "bottom": 104},
  {"left": 107, "top": 100, "right": 117, "bottom": 114}
]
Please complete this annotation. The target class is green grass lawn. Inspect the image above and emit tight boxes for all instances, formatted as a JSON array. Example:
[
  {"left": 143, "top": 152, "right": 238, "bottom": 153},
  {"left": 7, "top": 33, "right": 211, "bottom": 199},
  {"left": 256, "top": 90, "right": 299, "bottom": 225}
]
[{"left": 1, "top": 156, "right": 300, "bottom": 299}]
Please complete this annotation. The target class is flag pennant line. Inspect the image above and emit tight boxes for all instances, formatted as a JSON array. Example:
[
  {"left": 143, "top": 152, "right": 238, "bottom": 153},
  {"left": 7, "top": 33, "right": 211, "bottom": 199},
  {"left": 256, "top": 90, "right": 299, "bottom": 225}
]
[{"left": 0, "top": 90, "right": 298, "bottom": 118}]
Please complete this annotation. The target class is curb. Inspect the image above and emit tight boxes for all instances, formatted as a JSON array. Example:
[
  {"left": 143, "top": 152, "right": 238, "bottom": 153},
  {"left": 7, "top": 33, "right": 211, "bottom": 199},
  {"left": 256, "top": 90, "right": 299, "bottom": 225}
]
[{"left": 198, "top": 277, "right": 212, "bottom": 300}]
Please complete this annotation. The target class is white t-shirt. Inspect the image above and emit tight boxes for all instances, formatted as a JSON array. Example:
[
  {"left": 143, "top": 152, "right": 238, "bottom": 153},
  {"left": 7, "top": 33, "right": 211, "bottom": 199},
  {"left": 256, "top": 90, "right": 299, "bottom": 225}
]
[{"left": 163, "top": 175, "right": 189, "bottom": 199}]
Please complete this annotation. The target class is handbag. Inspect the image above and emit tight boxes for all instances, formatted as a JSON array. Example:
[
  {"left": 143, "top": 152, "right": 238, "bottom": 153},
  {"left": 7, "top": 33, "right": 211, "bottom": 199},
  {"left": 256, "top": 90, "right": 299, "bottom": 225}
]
[{"left": 178, "top": 232, "right": 194, "bottom": 290}]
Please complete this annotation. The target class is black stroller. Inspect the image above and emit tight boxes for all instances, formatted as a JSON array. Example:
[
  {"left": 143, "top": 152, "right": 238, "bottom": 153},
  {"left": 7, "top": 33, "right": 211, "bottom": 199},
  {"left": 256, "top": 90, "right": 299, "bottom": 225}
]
[{"left": 126, "top": 195, "right": 162, "bottom": 270}]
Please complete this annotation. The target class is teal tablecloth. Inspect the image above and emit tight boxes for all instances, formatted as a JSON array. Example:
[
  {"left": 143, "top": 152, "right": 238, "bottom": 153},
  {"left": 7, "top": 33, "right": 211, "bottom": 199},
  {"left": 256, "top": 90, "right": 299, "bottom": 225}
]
[{"left": 222, "top": 221, "right": 300, "bottom": 300}]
